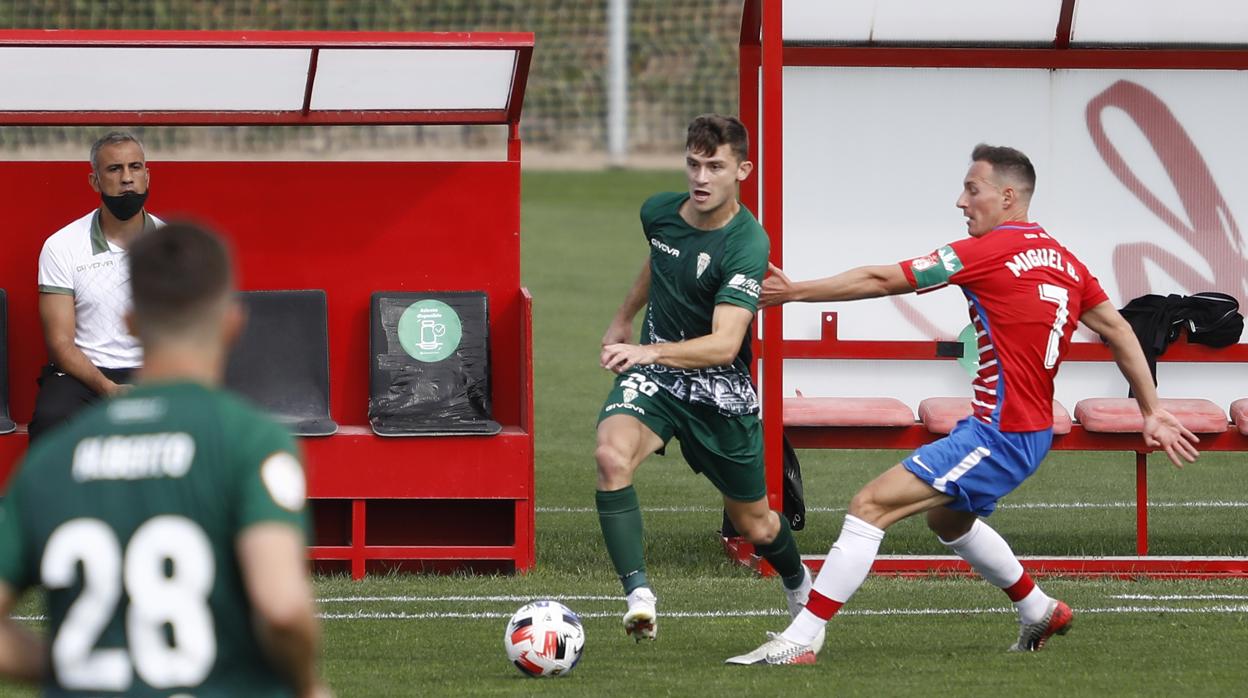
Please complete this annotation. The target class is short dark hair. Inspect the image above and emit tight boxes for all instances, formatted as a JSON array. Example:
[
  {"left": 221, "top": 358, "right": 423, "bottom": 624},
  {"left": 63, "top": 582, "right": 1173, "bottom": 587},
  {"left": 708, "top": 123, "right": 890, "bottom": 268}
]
[
  {"left": 90, "top": 131, "right": 145, "bottom": 173},
  {"left": 971, "top": 143, "right": 1036, "bottom": 198},
  {"left": 129, "top": 222, "right": 233, "bottom": 336},
  {"left": 686, "top": 114, "right": 749, "bottom": 163}
]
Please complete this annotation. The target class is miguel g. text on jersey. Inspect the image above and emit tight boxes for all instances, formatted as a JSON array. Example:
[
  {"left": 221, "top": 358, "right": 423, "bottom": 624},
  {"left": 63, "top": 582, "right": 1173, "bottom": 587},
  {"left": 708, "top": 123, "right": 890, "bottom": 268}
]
[{"left": 1004, "top": 232, "right": 1081, "bottom": 282}]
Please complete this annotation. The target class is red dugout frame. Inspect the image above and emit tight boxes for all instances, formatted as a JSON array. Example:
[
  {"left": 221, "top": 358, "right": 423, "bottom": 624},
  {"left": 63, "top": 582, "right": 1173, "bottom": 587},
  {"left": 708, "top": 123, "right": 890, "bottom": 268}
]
[
  {"left": 739, "top": 0, "right": 1248, "bottom": 578},
  {"left": 0, "top": 31, "right": 536, "bottom": 578}
]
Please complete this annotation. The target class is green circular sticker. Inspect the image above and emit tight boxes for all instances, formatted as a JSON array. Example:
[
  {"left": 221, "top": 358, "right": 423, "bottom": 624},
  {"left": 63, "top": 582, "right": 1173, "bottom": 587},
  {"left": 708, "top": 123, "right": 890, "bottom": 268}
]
[{"left": 397, "top": 300, "right": 463, "bottom": 363}]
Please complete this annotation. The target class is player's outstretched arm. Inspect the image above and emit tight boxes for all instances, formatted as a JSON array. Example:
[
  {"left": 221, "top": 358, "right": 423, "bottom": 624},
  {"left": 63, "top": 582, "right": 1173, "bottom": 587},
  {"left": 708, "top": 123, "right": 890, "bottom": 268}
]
[
  {"left": 0, "top": 582, "right": 44, "bottom": 683},
  {"left": 1080, "top": 300, "right": 1200, "bottom": 467},
  {"left": 238, "top": 522, "right": 329, "bottom": 698},
  {"left": 602, "top": 303, "right": 753, "bottom": 372},
  {"left": 602, "top": 261, "right": 651, "bottom": 347},
  {"left": 760, "top": 262, "right": 913, "bottom": 308}
]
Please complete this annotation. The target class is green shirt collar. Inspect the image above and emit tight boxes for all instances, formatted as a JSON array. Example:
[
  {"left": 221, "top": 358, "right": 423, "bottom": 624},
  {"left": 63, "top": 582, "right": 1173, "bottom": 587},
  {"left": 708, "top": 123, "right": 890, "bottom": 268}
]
[{"left": 90, "top": 209, "right": 157, "bottom": 255}]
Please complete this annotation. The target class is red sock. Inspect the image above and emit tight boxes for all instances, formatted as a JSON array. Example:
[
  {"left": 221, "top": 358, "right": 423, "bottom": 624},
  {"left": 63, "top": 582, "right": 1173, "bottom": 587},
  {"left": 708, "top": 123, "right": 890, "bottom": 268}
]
[
  {"left": 804, "top": 590, "right": 844, "bottom": 620},
  {"left": 1004, "top": 572, "right": 1036, "bottom": 602}
]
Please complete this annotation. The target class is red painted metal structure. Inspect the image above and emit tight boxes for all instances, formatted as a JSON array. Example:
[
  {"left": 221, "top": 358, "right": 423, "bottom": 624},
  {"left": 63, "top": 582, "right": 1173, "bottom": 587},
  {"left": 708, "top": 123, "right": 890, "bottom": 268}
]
[
  {"left": 0, "top": 31, "right": 536, "bottom": 579},
  {"left": 738, "top": 0, "right": 1248, "bottom": 578}
]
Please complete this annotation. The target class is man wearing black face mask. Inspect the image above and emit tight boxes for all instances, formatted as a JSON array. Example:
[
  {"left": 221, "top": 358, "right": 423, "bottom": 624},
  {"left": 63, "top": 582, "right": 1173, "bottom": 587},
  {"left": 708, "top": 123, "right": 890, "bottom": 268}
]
[{"left": 29, "top": 131, "right": 162, "bottom": 442}]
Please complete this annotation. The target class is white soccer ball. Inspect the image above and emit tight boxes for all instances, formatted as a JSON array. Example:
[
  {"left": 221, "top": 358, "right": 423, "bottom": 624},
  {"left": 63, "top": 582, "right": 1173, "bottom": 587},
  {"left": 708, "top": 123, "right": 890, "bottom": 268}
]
[{"left": 503, "top": 600, "right": 585, "bottom": 677}]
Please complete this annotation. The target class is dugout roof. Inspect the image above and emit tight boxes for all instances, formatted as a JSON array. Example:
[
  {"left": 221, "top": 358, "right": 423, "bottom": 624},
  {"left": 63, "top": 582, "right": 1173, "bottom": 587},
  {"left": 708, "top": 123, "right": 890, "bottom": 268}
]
[
  {"left": 0, "top": 30, "right": 533, "bottom": 126},
  {"left": 770, "top": 0, "right": 1248, "bottom": 47}
]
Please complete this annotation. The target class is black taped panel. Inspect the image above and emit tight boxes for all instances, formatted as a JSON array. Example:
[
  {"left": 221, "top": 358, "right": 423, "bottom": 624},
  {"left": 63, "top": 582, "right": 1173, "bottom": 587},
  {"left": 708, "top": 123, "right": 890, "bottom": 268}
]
[{"left": 369, "top": 291, "right": 501, "bottom": 436}]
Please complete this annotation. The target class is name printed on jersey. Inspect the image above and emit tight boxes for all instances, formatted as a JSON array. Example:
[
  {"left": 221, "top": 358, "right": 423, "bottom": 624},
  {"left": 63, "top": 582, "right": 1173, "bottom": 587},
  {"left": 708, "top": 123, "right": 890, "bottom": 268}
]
[
  {"left": 1003, "top": 247, "right": 1082, "bottom": 282},
  {"left": 71, "top": 432, "right": 196, "bottom": 482}
]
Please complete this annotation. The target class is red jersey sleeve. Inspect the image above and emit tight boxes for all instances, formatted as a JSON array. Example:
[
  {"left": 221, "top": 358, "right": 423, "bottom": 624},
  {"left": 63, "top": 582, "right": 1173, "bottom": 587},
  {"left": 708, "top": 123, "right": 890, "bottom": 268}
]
[
  {"left": 1079, "top": 266, "right": 1110, "bottom": 309},
  {"left": 898, "top": 237, "right": 983, "bottom": 294}
]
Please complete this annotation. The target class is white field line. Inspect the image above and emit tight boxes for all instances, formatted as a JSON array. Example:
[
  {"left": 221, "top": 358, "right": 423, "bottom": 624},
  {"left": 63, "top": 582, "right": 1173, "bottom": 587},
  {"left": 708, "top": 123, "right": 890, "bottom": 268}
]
[
  {"left": 318, "top": 605, "right": 1248, "bottom": 621},
  {"left": 319, "top": 595, "right": 621, "bottom": 603},
  {"left": 1111, "top": 594, "right": 1248, "bottom": 601},
  {"left": 16, "top": 604, "right": 1248, "bottom": 624},
  {"left": 537, "top": 501, "right": 1248, "bottom": 514},
  {"left": 320, "top": 590, "right": 1248, "bottom": 604}
]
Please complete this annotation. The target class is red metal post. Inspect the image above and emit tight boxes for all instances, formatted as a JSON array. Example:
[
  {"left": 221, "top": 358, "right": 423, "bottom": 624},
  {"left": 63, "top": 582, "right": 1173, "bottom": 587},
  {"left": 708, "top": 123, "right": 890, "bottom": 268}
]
[
  {"left": 300, "top": 47, "right": 319, "bottom": 115},
  {"left": 739, "top": 0, "right": 764, "bottom": 408},
  {"left": 507, "top": 45, "right": 534, "bottom": 126},
  {"left": 760, "top": 0, "right": 785, "bottom": 513},
  {"left": 1136, "top": 452, "right": 1149, "bottom": 556},
  {"left": 738, "top": 0, "right": 761, "bottom": 214},
  {"left": 351, "top": 500, "right": 367, "bottom": 581},
  {"left": 1055, "top": 0, "right": 1078, "bottom": 49}
]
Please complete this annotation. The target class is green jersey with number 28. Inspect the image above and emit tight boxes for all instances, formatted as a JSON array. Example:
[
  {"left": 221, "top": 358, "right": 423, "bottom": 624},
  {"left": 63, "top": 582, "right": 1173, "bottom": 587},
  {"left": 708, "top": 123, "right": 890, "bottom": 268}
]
[{"left": 0, "top": 381, "right": 308, "bottom": 697}]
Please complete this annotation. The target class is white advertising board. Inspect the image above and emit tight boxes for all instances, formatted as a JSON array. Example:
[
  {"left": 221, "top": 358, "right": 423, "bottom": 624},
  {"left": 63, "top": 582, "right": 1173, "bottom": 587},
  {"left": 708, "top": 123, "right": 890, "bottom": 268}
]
[{"left": 780, "top": 67, "right": 1248, "bottom": 410}]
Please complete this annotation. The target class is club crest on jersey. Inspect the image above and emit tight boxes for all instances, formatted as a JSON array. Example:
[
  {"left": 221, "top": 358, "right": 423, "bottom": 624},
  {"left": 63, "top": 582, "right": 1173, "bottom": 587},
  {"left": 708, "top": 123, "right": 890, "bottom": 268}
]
[
  {"left": 911, "top": 254, "right": 939, "bottom": 271},
  {"left": 696, "top": 252, "right": 711, "bottom": 279},
  {"left": 623, "top": 388, "right": 638, "bottom": 403}
]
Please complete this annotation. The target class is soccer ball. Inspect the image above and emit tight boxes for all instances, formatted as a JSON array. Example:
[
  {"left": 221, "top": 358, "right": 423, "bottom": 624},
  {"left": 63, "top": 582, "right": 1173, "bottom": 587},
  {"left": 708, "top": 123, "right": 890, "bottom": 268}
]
[{"left": 503, "top": 600, "right": 585, "bottom": 677}]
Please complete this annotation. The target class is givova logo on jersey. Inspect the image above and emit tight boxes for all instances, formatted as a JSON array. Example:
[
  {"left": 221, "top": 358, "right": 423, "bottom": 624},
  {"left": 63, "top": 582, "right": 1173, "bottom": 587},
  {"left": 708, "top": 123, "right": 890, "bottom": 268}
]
[
  {"left": 606, "top": 372, "right": 659, "bottom": 415},
  {"left": 727, "top": 273, "right": 761, "bottom": 298}
]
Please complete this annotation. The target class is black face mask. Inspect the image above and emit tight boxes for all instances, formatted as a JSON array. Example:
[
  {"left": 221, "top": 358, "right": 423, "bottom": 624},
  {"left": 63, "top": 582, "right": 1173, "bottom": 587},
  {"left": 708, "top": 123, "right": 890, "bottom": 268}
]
[{"left": 100, "top": 190, "right": 148, "bottom": 221}]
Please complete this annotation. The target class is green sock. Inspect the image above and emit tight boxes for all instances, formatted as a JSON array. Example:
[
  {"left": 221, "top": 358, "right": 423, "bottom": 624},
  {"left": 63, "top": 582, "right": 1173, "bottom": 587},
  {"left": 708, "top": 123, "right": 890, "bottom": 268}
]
[
  {"left": 596, "top": 486, "right": 649, "bottom": 594},
  {"left": 755, "top": 515, "right": 805, "bottom": 590}
]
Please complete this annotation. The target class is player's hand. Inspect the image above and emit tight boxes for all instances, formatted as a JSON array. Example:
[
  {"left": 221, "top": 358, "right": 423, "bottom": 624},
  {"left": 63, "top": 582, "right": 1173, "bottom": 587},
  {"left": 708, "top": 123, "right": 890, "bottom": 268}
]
[
  {"left": 300, "top": 683, "right": 334, "bottom": 698},
  {"left": 601, "top": 318, "right": 633, "bottom": 347},
  {"left": 601, "top": 343, "right": 658, "bottom": 374},
  {"left": 760, "top": 262, "right": 794, "bottom": 308},
  {"left": 101, "top": 380, "right": 132, "bottom": 397},
  {"left": 1142, "top": 409, "right": 1200, "bottom": 468}
]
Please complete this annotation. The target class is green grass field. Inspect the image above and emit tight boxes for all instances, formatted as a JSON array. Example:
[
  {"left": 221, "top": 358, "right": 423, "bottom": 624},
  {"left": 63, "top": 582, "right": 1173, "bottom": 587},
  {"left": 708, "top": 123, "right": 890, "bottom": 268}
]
[{"left": 4, "top": 170, "right": 1247, "bottom": 697}]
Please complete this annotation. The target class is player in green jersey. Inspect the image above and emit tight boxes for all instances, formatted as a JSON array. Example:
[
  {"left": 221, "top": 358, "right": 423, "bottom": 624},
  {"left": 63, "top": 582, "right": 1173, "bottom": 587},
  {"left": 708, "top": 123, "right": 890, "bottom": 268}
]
[
  {"left": 0, "top": 223, "right": 328, "bottom": 697},
  {"left": 595, "top": 114, "right": 819, "bottom": 647}
]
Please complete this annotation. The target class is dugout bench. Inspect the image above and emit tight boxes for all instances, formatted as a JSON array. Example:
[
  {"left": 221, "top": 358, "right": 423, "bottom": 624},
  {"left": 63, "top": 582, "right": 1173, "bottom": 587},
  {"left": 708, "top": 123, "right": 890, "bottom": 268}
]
[
  {"left": 737, "top": 0, "right": 1248, "bottom": 579},
  {"left": 0, "top": 31, "right": 536, "bottom": 579},
  {"left": 760, "top": 311, "right": 1248, "bottom": 578}
]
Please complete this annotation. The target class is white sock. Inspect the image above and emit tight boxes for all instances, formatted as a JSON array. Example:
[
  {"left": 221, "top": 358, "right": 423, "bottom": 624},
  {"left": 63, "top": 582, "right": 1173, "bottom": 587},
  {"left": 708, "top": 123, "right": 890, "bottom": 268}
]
[
  {"left": 941, "top": 519, "right": 1051, "bottom": 624},
  {"left": 1014, "top": 587, "right": 1053, "bottom": 625},
  {"left": 781, "top": 514, "right": 884, "bottom": 645},
  {"left": 940, "top": 519, "right": 1023, "bottom": 587}
]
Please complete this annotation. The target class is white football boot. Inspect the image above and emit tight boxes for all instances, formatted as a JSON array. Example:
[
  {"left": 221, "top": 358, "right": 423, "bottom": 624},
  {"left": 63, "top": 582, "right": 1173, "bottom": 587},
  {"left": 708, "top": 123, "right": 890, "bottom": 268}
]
[
  {"left": 623, "top": 587, "right": 658, "bottom": 641},
  {"left": 782, "top": 564, "right": 826, "bottom": 655},
  {"left": 724, "top": 632, "right": 819, "bottom": 666}
]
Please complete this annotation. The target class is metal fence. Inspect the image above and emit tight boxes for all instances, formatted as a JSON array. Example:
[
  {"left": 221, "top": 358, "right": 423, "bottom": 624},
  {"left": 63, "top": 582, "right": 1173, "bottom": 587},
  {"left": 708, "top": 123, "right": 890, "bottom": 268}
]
[{"left": 0, "top": 0, "right": 742, "bottom": 162}]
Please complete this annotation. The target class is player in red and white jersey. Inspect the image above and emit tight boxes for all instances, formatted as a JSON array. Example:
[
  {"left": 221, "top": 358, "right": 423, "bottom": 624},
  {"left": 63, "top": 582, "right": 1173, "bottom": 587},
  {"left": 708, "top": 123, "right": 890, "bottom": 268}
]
[
  {"left": 903, "top": 218, "right": 1106, "bottom": 432},
  {"left": 727, "top": 144, "right": 1200, "bottom": 666}
]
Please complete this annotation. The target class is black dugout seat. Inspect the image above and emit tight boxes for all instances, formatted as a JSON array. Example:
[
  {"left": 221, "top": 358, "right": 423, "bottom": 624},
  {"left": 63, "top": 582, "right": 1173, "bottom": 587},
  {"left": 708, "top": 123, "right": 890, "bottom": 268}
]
[{"left": 225, "top": 290, "right": 337, "bottom": 436}]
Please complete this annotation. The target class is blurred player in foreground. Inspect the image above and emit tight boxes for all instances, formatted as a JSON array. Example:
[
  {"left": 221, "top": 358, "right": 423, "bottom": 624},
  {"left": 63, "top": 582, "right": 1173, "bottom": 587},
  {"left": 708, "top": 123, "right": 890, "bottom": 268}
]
[
  {"left": 0, "top": 223, "right": 329, "bottom": 696},
  {"left": 727, "top": 144, "right": 1199, "bottom": 666},
  {"left": 596, "top": 114, "right": 817, "bottom": 644}
]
